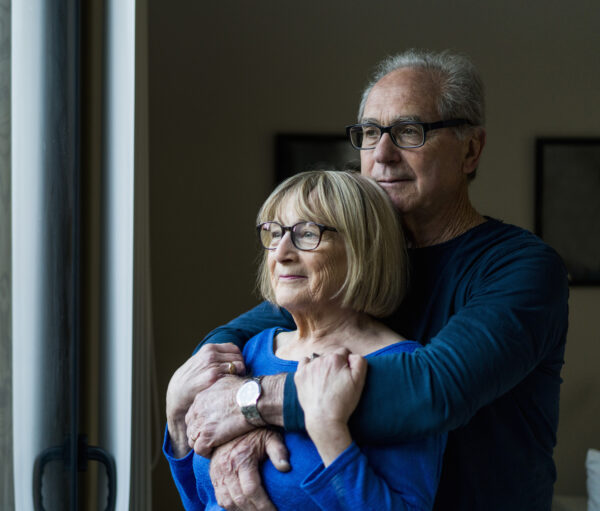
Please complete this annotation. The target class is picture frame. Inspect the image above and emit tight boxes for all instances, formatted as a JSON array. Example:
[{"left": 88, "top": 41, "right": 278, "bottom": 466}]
[
  {"left": 535, "top": 137, "right": 600, "bottom": 285},
  {"left": 274, "top": 133, "right": 360, "bottom": 185}
]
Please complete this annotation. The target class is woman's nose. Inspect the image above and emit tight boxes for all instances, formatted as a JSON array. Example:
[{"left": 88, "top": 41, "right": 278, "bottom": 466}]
[{"left": 273, "top": 231, "right": 297, "bottom": 260}]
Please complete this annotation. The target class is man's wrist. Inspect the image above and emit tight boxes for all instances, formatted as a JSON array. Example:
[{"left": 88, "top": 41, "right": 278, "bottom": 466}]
[
  {"left": 256, "top": 374, "right": 286, "bottom": 427},
  {"left": 236, "top": 377, "right": 267, "bottom": 427}
]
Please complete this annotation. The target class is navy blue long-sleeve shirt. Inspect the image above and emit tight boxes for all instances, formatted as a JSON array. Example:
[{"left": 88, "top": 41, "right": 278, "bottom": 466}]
[{"left": 199, "top": 218, "right": 569, "bottom": 510}]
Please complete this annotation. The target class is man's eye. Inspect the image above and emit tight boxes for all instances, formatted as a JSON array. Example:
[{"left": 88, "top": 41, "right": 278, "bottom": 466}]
[
  {"left": 399, "top": 126, "right": 417, "bottom": 135},
  {"left": 363, "top": 127, "right": 379, "bottom": 138},
  {"left": 396, "top": 124, "right": 421, "bottom": 137}
]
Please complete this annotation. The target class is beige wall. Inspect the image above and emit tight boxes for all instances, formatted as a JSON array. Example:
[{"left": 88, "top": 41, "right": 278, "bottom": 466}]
[{"left": 148, "top": 1, "right": 600, "bottom": 507}]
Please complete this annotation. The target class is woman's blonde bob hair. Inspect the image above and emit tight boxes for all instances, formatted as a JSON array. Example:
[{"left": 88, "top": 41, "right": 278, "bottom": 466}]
[{"left": 256, "top": 170, "right": 407, "bottom": 318}]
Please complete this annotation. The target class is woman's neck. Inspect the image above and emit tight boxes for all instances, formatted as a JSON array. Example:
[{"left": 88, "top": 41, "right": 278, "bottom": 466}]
[{"left": 275, "top": 307, "right": 403, "bottom": 359}]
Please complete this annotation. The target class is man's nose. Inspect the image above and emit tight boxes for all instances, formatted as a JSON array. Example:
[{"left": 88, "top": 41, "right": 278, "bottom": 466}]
[{"left": 374, "top": 132, "right": 402, "bottom": 164}]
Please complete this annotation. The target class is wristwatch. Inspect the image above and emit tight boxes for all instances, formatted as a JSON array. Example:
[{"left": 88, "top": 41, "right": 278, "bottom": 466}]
[{"left": 236, "top": 377, "right": 265, "bottom": 427}]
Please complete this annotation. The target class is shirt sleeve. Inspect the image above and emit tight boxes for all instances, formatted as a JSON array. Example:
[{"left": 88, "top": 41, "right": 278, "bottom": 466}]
[
  {"left": 284, "top": 242, "right": 569, "bottom": 441},
  {"left": 194, "top": 301, "right": 295, "bottom": 353},
  {"left": 301, "top": 439, "right": 444, "bottom": 511},
  {"left": 162, "top": 426, "right": 204, "bottom": 511}
]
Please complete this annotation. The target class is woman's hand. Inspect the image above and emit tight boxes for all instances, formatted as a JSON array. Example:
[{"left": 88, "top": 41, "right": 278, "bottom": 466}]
[
  {"left": 166, "top": 343, "right": 245, "bottom": 458},
  {"left": 209, "top": 428, "right": 290, "bottom": 511},
  {"left": 295, "top": 347, "right": 368, "bottom": 466}
]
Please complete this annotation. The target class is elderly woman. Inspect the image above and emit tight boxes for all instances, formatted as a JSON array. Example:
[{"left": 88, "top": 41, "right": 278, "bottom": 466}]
[{"left": 164, "top": 170, "right": 446, "bottom": 510}]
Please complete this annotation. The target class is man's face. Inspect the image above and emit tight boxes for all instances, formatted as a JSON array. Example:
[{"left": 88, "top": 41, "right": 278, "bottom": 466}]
[{"left": 360, "top": 68, "right": 473, "bottom": 219}]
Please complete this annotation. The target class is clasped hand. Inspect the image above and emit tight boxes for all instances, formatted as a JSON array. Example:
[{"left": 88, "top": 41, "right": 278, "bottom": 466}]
[
  {"left": 166, "top": 342, "right": 246, "bottom": 458},
  {"left": 295, "top": 347, "right": 367, "bottom": 466}
]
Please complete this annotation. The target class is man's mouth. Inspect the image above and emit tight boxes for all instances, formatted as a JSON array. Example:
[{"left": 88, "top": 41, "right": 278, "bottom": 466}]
[{"left": 377, "top": 177, "right": 412, "bottom": 185}]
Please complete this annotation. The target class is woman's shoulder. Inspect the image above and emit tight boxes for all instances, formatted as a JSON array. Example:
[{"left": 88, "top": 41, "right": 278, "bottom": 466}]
[{"left": 365, "top": 339, "right": 421, "bottom": 357}]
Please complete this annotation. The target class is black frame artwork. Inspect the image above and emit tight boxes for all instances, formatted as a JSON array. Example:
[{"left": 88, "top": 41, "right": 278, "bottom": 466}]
[
  {"left": 535, "top": 137, "right": 600, "bottom": 285},
  {"left": 274, "top": 133, "right": 360, "bottom": 185}
]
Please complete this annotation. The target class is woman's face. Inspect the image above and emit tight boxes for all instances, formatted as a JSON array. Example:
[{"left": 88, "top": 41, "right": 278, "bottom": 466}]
[{"left": 267, "top": 201, "right": 347, "bottom": 315}]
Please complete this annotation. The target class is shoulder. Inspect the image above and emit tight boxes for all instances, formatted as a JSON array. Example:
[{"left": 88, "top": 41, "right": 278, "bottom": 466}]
[
  {"left": 474, "top": 220, "right": 567, "bottom": 287},
  {"left": 366, "top": 340, "right": 422, "bottom": 358},
  {"left": 445, "top": 218, "right": 567, "bottom": 291},
  {"left": 242, "top": 327, "right": 279, "bottom": 361}
]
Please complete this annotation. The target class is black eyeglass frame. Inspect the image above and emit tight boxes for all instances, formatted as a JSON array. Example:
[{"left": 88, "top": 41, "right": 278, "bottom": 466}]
[
  {"left": 345, "top": 118, "right": 472, "bottom": 150},
  {"left": 256, "top": 221, "right": 338, "bottom": 251}
]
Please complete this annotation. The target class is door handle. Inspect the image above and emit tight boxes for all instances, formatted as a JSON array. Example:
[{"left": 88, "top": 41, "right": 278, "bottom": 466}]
[{"left": 33, "top": 435, "right": 116, "bottom": 511}]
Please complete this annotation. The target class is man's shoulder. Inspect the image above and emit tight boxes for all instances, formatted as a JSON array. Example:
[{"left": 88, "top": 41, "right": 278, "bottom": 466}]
[{"left": 457, "top": 217, "right": 563, "bottom": 264}]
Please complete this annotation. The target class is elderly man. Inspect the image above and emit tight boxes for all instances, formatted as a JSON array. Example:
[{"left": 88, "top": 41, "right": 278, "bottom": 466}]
[{"left": 165, "top": 49, "right": 568, "bottom": 510}]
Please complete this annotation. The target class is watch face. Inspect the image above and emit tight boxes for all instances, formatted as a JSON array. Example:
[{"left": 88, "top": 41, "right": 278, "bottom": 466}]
[{"left": 237, "top": 380, "right": 260, "bottom": 406}]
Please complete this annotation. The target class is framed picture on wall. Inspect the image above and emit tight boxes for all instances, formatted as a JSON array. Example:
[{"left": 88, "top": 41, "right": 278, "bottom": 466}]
[
  {"left": 535, "top": 137, "right": 600, "bottom": 285},
  {"left": 275, "top": 133, "right": 360, "bottom": 185}
]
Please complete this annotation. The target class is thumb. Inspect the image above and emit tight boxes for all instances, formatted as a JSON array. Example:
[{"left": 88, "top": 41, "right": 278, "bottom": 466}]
[{"left": 265, "top": 431, "right": 291, "bottom": 473}]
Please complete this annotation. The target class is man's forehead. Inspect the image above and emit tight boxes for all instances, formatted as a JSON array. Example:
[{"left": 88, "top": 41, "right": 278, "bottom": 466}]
[
  {"left": 361, "top": 114, "right": 423, "bottom": 124},
  {"left": 362, "top": 68, "right": 440, "bottom": 123}
]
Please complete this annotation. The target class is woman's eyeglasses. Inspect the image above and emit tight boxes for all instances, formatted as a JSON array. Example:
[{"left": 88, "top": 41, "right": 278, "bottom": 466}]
[{"left": 257, "top": 221, "right": 337, "bottom": 251}]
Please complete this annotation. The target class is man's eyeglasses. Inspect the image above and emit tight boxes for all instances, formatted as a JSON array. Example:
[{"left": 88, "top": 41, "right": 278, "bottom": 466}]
[
  {"left": 257, "top": 221, "right": 338, "bottom": 251},
  {"left": 345, "top": 118, "right": 471, "bottom": 150}
]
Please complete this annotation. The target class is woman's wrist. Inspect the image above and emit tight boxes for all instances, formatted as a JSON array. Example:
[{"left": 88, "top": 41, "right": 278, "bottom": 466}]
[
  {"left": 305, "top": 418, "right": 352, "bottom": 467},
  {"left": 167, "top": 416, "right": 192, "bottom": 459}
]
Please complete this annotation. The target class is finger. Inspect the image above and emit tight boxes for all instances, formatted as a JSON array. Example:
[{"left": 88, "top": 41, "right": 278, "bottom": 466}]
[
  {"left": 226, "top": 475, "right": 258, "bottom": 511},
  {"left": 200, "top": 342, "right": 243, "bottom": 355},
  {"left": 265, "top": 433, "right": 290, "bottom": 472},
  {"left": 211, "top": 448, "right": 240, "bottom": 510},
  {"left": 297, "top": 356, "right": 310, "bottom": 369},
  {"left": 331, "top": 346, "right": 352, "bottom": 357},
  {"left": 186, "top": 418, "right": 197, "bottom": 450},
  {"left": 237, "top": 466, "right": 275, "bottom": 511},
  {"left": 218, "top": 470, "right": 248, "bottom": 511},
  {"left": 193, "top": 435, "right": 212, "bottom": 458},
  {"left": 221, "top": 360, "right": 246, "bottom": 376}
]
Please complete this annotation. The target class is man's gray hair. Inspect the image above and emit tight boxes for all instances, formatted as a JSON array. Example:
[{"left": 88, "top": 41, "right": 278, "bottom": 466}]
[{"left": 358, "top": 49, "right": 485, "bottom": 131}]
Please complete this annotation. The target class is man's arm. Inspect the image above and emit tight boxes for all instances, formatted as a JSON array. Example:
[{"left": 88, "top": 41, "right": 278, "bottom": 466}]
[
  {"left": 196, "top": 301, "right": 295, "bottom": 353},
  {"left": 188, "top": 241, "right": 569, "bottom": 446},
  {"left": 284, "top": 243, "right": 569, "bottom": 441}
]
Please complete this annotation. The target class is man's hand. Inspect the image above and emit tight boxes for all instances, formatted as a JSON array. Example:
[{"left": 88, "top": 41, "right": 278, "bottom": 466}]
[
  {"left": 186, "top": 375, "right": 253, "bottom": 456},
  {"left": 166, "top": 343, "right": 245, "bottom": 458},
  {"left": 210, "top": 429, "right": 290, "bottom": 511},
  {"left": 186, "top": 373, "right": 288, "bottom": 457}
]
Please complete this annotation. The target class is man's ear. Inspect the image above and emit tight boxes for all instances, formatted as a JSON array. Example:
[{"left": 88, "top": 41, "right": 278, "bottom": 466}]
[{"left": 462, "top": 128, "right": 486, "bottom": 176}]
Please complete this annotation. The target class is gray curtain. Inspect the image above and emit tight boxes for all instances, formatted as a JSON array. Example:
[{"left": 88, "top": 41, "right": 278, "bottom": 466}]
[{"left": 0, "top": 0, "right": 13, "bottom": 509}]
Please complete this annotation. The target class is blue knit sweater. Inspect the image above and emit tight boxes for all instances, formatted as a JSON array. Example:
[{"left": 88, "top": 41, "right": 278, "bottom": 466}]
[{"left": 164, "top": 331, "right": 446, "bottom": 510}]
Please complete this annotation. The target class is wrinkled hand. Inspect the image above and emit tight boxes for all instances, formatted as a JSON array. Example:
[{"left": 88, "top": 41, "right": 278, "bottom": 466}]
[
  {"left": 166, "top": 343, "right": 245, "bottom": 458},
  {"left": 295, "top": 347, "right": 367, "bottom": 424},
  {"left": 295, "top": 347, "right": 367, "bottom": 465},
  {"left": 209, "top": 429, "right": 290, "bottom": 511},
  {"left": 186, "top": 375, "right": 253, "bottom": 457}
]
